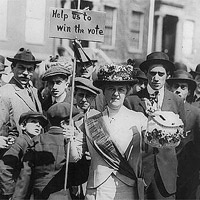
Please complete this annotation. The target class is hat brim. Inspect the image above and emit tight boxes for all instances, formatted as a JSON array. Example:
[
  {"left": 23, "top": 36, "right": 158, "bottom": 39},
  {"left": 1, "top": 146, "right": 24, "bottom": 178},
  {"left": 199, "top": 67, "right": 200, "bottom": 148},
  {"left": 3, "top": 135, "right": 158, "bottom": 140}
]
[
  {"left": 140, "top": 59, "right": 175, "bottom": 74},
  {"left": 76, "top": 85, "right": 100, "bottom": 95},
  {"left": 42, "top": 72, "right": 71, "bottom": 81},
  {"left": 94, "top": 80, "right": 138, "bottom": 88},
  {"left": 76, "top": 60, "right": 98, "bottom": 63},
  {"left": 19, "top": 114, "right": 48, "bottom": 127},
  {"left": 7, "top": 57, "right": 42, "bottom": 64},
  {"left": 166, "top": 78, "right": 197, "bottom": 91}
]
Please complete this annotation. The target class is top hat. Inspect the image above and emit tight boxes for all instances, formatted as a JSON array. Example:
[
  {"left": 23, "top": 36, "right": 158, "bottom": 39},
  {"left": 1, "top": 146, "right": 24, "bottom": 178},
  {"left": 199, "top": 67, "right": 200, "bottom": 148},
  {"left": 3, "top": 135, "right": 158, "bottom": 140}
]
[
  {"left": 94, "top": 63, "right": 138, "bottom": 88},
  {"left": 19, "top": 111, "right": 48, "bottom": 127},
  {"left": 140, "top": 52, "right": 175, "bottom": 74},
  {"left": 166, "top": 70, "right": 197, "bottom": 92},
  {"left": 75, "top": 77, "right": 101, "bottom": 95},
  {"left": 0, "top": 55, "right": 8, "bottom": 75},
  {"left": 76, "top": 48, "right": 97, "bottom": 63},
  {"left": 7, "top": 48, "right": 42, "bottom": 64}
]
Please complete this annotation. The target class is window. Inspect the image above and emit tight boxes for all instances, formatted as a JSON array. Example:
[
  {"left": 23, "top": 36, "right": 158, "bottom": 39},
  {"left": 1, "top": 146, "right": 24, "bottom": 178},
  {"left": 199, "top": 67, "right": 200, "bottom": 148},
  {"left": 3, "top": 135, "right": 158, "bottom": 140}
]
[
  {"left": 102, "top": 6, "right": 117, "bottom": 48},
  {"left": 0, "top": 0, "right": 8, "bottom": 40},
  {"left": 182, "top": 20, "right": 194, "bottom": 56},
  {"left": 128, "top": 11, "right": 144, "bottom": 52},
  {"left": 25, "top": 0, "right": 46, "bottom": 44}
]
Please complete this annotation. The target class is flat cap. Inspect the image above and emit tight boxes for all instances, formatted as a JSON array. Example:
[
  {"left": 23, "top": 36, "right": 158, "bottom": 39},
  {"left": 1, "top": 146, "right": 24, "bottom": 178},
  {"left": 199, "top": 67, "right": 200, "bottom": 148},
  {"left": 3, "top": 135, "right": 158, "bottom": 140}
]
[
  {"left": 75, "top": 77, "right": 101, "bottom": 95},
  {"left": 47, "top": 102, "right": 80, "bottom": 126},
  {"left": 19, "top": 111, "right": 48, "bottom": 127},
  {"left": 42, "top": 65, "right": 72, "bottom": 81}
]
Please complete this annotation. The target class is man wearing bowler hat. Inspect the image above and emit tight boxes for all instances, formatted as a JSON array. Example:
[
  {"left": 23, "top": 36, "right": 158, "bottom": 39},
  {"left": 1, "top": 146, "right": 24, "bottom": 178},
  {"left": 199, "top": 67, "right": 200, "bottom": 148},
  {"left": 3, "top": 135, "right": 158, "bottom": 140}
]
[
  {"left": 190, "top": 64, "right": 200, "bottom": 108},
  {"left": 0, "top": 48, "right": 43, "bottom": 140},
  {"left": 124, "top": 52, "right": 185, "bottom": 199},
  {"left": 167, "top": 70, "right": 200, "bottom": 199}
]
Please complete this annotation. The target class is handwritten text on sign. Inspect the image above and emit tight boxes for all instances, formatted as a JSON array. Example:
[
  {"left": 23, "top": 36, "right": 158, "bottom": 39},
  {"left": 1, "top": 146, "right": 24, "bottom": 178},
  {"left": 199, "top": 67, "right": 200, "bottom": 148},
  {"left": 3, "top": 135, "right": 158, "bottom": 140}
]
[{"left": 49, "top": 8, "right": 106, "bottom": 42}]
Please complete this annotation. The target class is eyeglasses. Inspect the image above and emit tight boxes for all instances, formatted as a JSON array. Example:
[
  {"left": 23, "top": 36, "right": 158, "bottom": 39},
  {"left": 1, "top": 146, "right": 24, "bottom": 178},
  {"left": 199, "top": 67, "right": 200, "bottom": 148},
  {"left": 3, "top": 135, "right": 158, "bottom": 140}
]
[{"left": 172, "top": 83, "right": 188, "bottom": 90}]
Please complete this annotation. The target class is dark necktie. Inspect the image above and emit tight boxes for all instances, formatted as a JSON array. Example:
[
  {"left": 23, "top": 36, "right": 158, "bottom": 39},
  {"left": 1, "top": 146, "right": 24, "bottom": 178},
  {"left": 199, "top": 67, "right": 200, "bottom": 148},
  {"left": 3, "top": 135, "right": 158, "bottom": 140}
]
[{"left": 149, "top": 91, "right": 159, "bottom": 106}]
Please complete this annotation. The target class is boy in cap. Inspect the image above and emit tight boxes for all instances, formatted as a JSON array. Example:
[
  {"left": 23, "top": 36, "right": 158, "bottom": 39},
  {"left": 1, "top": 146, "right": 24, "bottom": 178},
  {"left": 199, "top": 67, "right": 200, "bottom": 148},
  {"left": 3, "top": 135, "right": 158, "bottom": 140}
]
[
  {"left": 167, "top": 70, "right": 200, "bottom": 199},
  {"left": 12, "top": 102, "right": 84, "bottom": 200},
  {"left": 0, "top": 48, "right": 42, "bottom": 138},
  {"left": 124, "top": 52, "right": 185, "bottom": 200},
  {"left": 41, "top": 62, "right": 72, "bottom": 111},
  {"left": 0, "top": 111, "right": 48, "bottom": 199}
]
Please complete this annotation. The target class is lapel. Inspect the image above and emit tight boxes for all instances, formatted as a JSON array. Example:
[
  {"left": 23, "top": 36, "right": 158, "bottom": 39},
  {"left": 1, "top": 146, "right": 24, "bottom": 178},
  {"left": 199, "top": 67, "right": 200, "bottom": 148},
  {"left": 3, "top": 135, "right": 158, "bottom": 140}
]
[
  {"left": 10, "top": 78, "right": 37, "bottom": 111},
  {"left": 161, "top": 88, "right": 172, "bottom": 111},
  {"left": 138, "top": 88, "right": 149, "bottom": 111},
  {"left": 31, "top": 87, "right": 42, "bottom": 112}
]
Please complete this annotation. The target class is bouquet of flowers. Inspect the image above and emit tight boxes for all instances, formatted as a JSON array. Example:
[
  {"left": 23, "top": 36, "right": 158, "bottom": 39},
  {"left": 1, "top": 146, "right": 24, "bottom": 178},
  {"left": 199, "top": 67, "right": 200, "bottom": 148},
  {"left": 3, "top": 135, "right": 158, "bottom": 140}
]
[{"left": 144, "top": 111, "right": 184, "bottom": 148}]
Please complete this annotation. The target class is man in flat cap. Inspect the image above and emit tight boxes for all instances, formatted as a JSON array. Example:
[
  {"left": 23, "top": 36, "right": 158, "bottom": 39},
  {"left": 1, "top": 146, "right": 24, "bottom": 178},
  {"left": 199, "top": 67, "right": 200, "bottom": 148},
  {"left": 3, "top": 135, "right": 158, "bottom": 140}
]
[
  {"left": 124, "top": 52, "right": 185, "bottom": 200},
  {"left": 0, "top": 48, "right": 42, "bottom": 152},
  {"left": 41, "top": 62, "right": 72, "bottom": 112},
  {"left": 167, "top": 70, "right": 200, "bottom": 200}
]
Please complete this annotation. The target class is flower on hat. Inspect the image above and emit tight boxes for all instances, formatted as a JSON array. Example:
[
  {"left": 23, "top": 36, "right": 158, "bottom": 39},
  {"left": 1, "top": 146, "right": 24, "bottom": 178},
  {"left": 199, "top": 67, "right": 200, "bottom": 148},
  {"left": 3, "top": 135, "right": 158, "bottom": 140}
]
[{"left": 97, "top": 64, "right": 135, "bottom": 81}]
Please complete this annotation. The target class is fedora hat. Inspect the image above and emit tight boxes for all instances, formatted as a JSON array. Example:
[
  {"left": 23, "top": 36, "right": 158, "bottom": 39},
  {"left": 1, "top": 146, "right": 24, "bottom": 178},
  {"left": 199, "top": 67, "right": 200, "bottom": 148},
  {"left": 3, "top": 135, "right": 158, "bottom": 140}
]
[
  {"left": 0, "top": 55, "right": 8, "bottom": 75},
  {"left": 76, "top": 48, "right": 97, "bottom": 63},
  {"left": 75, "top": 77, "right": 101, "bottom": 95},
  {"left": 7, "top": 48, "right": 42, "bottom": 64},
  {"left": 191, "top": 64, "right": 200, "bottom": 76},
  {"left": 166, "top": 70, "right": 196, "bottom": 92},
  {"left": 140, "top": 52, "right": 175, "bottom": 74},
  {"left": 94, "top": 63, "right": 138, "bottom": 88}
]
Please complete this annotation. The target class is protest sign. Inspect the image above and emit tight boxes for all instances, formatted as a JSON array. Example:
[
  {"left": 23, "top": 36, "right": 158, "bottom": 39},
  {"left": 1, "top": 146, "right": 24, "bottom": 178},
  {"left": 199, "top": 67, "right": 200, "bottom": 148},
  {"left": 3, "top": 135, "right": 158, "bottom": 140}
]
[{"left": 49, "top": 8, "right": 106, "bottom": 42}]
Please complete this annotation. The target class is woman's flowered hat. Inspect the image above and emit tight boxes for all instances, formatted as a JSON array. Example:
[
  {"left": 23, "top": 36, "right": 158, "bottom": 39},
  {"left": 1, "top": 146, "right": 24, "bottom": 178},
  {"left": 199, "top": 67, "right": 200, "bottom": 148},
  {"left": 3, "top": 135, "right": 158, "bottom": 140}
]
[{"left": 94, "top": 63, "right": 138, "bottom": 88}]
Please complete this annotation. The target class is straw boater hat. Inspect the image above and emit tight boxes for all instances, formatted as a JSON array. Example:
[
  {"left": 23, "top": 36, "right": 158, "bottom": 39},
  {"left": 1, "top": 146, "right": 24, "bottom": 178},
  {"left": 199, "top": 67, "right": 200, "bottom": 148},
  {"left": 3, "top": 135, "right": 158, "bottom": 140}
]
[
  {"left": 140, "top": 52, "right": 175, "bottom": 75},
  {"left": 7, "top": 48, "right": 42, "bottom": 65},
  {"left": 166, "top": 70, "right": 197, "bottom": 93},
  {"left": 94, "top": 63, "right": 138, "bottom": 88}
]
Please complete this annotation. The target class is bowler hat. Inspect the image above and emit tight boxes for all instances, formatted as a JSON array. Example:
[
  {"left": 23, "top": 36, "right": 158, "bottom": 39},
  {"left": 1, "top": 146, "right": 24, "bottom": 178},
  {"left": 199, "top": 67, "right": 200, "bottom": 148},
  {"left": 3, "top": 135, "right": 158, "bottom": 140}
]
[
  {"left": 0, "top": 55, "right": 8, "bottom": 75},
  {"left": 75, "top": 77, "right": 101, "bottom": 95},
  {"left": 47, "top": 102, "right": 79, "bottom": 126},
  {"left": 7, "top": 48, "right": 42, "bottom": 64},
  {"left": 140, "top": 52, "right": 175, "bottom": 74},
  {"left": 174, "top": 62, "right": 187, "bottom": 72},
  {"left": 76, "top": 48, "right": 97, "bottom": 63},
  {"left": 42, "top": 65, "right": 72, "bottom": 81},
  {"left": 166, "top": 70, "right": 196, "bottom": 92},
  {"left": 19, "top": 111, "right": 48, "bottom": 127},
  {"left": 134, "top": 68, "right": 147, "bottom": 81},
  {"left": 94, "top": 63, "right": 138, "bottom": 88}
]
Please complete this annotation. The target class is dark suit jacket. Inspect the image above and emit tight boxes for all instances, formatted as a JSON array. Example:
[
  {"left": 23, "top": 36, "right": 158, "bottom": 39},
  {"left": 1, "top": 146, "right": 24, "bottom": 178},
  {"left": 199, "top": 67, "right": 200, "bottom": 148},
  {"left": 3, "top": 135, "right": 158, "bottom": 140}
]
[
  {"left": 176, "top": 102, "right": 200, "bottom": 199},
  {"left": 124, "top": 88, "right": 185, "bottom": 194}
]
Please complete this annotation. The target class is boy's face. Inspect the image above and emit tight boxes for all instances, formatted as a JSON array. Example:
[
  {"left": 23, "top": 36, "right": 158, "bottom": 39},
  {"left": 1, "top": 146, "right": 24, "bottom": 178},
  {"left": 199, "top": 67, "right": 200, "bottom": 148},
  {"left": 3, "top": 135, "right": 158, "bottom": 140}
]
[
  {"left": 47, "top": 75, "right": 69, "bottom": 98},
  {"left": 22, "top": 118, "right": 43, "bottom": 137}
]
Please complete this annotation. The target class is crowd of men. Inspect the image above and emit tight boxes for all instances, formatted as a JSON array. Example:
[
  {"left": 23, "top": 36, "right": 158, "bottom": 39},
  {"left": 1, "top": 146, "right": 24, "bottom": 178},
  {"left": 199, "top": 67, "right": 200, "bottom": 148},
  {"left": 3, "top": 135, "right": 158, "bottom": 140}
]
[{"left": 0, "top": 46, "right": 199, "bottom": 200}]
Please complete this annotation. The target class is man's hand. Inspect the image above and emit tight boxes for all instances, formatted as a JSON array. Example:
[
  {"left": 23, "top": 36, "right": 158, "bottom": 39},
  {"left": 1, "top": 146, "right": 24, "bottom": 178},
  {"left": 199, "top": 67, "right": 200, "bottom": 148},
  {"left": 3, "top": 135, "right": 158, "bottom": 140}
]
[
  {"left": 0, "top": 136, "right": 9, "bottom": 149},
  {"left": 63, "top": 125, "right": 74, "bottom": 141}
]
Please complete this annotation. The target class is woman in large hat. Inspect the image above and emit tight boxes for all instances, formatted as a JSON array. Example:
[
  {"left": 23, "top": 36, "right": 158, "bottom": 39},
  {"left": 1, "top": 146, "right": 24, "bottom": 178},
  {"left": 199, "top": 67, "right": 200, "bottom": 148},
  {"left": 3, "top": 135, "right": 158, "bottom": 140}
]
[{"left": 83, "top": 63, "right": 147, "bottom": 200}]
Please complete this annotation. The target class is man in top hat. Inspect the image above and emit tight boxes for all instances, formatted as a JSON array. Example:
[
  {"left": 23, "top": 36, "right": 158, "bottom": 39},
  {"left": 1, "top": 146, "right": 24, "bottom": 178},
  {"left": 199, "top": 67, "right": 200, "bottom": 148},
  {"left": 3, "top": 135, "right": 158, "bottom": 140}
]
[
  {"left": 75, "top": 48, "right": 98, "bottom": 80},
  {"left": 190, "top": 64, "right": 200, "bottom": 108},
  {"left": 167, "top": 70, "right": 200, "bottom": 199},
  {"left": 0, "top": 55, "right": 8, "bottom": 87},
  {"left": 41, "top": 62, "right": 72, "bottom": 112},
  {"left": 0, "top": 48, "right": 43, "bottom": 147},
  {"left": 124, "top": 52, "right": 185, "bottom": 200}
]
